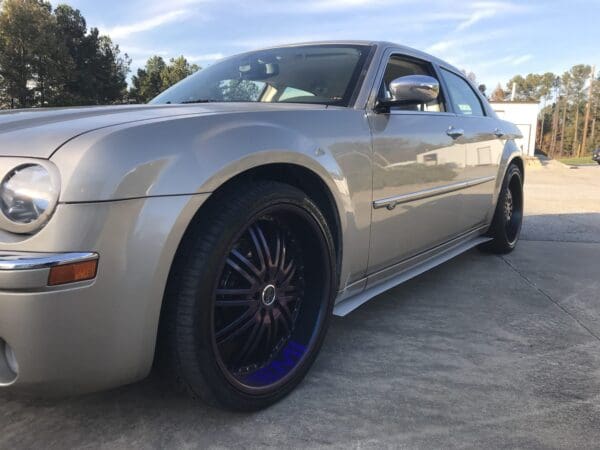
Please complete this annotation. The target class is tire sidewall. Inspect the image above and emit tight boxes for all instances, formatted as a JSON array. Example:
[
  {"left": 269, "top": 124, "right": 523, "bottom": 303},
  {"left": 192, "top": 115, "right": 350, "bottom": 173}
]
[{"left": 495, "top": 164, "right": 523, "bottom": 250}]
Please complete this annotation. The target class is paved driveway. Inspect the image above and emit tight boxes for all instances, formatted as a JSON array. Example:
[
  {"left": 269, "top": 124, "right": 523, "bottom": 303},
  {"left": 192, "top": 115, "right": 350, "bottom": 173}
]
[{"left": 2, "top": 162, "right": 599, "bottom": 449}]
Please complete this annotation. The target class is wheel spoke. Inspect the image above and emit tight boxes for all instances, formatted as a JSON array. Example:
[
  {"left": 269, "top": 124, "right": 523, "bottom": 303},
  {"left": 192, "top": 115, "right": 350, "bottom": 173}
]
[
  {"left": 248, "top": 226, "right": 267, "bottom": 272},
  {"left": 278, "top": 302, "right": 294, "bottom": 334},
  {"left": 216, "top": 288, "right": 254, "bottom": 297},
  {"left": 272, "top": 230, "right": 282, "bottom": 269},
  {"left": 216, "top": 307, "right": 258, "bottom": 344},
  {"left": 277, "top": 295, "right": 299, "bottom": 304},
  {"left": 263, "top": 312, "right": 273, "bottom": 357},
  {"left": 230, "top": 248, "right": 263, "bottom": 279},
  {"left": 235, "top": 313, "right": 265, "bottom": 365},
  {"left": 278, "top": 235, "right": 287, "bottom": 272},
  {"left": 226, "top": 257, "right": 260, "bottom": 288},
  {"left": 253, "top": 223, "right": 273, "bottom": 267},
  {"left": 279, "top": 264, "right": 296, "bottom": 287},
  {"left": 270, "top": 310, "right": 279, "bottom": 350},
  {"left": 215, "top": 299, "right": 256, "bottom": 308}
]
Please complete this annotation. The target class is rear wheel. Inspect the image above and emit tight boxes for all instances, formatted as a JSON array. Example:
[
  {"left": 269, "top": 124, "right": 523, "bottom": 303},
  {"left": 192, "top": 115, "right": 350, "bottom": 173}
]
[
  {"left": 479, "top": 163, "right": 524, "bottom": 254},
  {"left": 160, "top": 181, "right": 336, "bottom": 410}
]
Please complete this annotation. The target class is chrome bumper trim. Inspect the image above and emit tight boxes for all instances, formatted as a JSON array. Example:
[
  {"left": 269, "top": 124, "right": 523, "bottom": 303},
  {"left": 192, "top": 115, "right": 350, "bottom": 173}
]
[{"left": 0, "top": 251, "right": 98, "bottom": 271}]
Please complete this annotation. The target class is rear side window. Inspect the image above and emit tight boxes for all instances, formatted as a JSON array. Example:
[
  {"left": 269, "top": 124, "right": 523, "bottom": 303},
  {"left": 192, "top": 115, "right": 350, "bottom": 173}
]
[{"left": 441, "top": 69, "right": 485, "bottom": 116}]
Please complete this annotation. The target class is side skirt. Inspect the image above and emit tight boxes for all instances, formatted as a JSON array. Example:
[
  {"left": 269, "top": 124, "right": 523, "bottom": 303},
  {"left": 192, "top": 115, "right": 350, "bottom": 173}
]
[{"left": 333, "top": 232, "right": 491, "bottom": 317}]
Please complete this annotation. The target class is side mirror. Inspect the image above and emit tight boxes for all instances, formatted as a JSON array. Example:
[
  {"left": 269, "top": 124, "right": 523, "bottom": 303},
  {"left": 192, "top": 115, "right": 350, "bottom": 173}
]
[{"left": 377, "top": 75, "right": 440, "bottom": 111}]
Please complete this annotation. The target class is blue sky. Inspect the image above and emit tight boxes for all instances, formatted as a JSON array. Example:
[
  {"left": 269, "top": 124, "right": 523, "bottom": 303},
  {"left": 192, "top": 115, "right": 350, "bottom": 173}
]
[{"left": 54, "top": 0, "right": 600, "bottom": 91}]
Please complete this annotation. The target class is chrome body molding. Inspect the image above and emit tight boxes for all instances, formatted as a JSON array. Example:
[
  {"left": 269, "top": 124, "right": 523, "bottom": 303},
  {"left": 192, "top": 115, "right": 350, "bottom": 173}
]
[
  {"left": 373, "top": 176, "right": 497, "bottom": 211},
  {"left": 0, "top": 251, "right": 98, "bottom": 271}
]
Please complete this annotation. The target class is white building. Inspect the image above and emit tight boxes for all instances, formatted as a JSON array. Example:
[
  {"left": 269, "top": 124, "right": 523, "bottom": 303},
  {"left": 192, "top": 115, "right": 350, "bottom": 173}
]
[{"left": 490, "top": 101, "right": 539, "bottom": 157}]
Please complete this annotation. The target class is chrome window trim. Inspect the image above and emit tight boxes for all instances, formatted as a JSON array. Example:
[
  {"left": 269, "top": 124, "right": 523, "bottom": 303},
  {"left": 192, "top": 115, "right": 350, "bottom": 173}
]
[
  {"left": 384, "top": 110, "right": 456, "bottom": 117},
  {"left": 0, "top": 251, "right": 98, "bottom": 271},
  {"left": 373, "top": 176, "right": 496, "bottom": 210}
]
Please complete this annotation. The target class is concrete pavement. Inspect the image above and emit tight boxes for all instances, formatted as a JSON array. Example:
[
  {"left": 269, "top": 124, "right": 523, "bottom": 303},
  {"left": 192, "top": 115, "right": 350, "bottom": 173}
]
[{"left": 1, "top": 162, "right": 599, "bottom": 449}]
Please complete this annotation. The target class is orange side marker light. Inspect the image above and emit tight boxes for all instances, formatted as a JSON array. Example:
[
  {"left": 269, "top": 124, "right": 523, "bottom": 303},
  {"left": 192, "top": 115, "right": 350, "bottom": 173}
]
[{"left": 48, "top": 259, "right": 98, "bottom": 286}]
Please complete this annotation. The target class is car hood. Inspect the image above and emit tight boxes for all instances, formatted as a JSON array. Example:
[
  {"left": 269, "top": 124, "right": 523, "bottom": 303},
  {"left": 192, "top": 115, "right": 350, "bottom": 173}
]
[{"left": 0, "top": 103, "right": 327, "bottom": 159}]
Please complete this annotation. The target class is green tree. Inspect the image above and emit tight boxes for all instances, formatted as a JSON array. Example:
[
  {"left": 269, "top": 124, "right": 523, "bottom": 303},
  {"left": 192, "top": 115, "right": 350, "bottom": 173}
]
[
  {"left": 490, "top": 83, "right": 506, "bottom": 102},
  {"left": 53, "top": 5, "right": 130, "bottom": 105},
  {"left": 130, "top": 56, "right": 167, "bottom": 103},
  {"left": 0, "top": 0, "right": 69, "bottom": 107},
  {"left": 0, "top": 1, "right": 129, "bottom": 107},
  {"left": 506, "top": 72, "right": 556, "bottom": 102},
  {"left": 590, "top": 75, "right": 600, "bottom": 150},
  {"left": 130, "top": 55, "right": 200, "bottom": 103},
  {"left": 160, "top": 56, "right": 199, "bottom": 89},
  {"left": 560, "top": 65, "right": 592, "bottom": 156}
]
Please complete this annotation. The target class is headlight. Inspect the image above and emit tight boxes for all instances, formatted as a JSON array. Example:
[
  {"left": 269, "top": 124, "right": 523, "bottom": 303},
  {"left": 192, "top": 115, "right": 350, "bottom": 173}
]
[{"left": 0, "top": 163, "right": 60, "bottom": 234}]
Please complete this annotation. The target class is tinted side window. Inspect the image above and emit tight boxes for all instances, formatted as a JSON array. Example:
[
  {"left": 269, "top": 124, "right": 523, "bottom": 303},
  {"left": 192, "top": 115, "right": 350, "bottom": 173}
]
[
  {"left": 380, "top": 56, "right": 445, "bottom": 112},
  {"left": 441, "top": 69, "right": 485, "bottom": 116}
]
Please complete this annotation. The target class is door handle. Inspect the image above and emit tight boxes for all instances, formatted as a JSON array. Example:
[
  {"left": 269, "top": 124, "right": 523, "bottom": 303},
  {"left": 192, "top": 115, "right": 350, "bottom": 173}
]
[
  {"left": 446, "top": 127, "right": 464, "bottom": 139},
  {"left": 494, "top": 128, "right": 505, "bottom": 138}
]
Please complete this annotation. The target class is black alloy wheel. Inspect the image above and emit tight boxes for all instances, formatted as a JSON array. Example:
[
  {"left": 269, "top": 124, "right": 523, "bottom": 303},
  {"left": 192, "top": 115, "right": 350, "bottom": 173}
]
[
  {"left": 479, "top": 162, "right": 524, "bottom": 254},
  {"left": 160, "top": 181, "right": 336, "bottom": 410}
]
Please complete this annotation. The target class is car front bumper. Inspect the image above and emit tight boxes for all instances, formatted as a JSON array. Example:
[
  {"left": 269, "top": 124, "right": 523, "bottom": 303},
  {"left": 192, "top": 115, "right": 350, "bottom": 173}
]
[
  {"left": 0, "top": 194, "right": 209, "bottom": 395},
  {"left": 0, "top": 251, "right": 101, "bottom": 389}
]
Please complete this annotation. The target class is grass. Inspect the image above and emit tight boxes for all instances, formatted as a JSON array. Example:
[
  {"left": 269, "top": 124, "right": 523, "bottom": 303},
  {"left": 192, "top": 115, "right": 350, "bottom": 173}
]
[{"left": 558, "top": 156, "right": 598, "bottom": 166}]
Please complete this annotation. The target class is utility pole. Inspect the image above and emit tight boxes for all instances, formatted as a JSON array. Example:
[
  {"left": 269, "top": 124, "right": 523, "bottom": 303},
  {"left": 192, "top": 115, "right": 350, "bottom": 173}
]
[{"left": 581, "top": 65, "right": 595, "bottom": 156}]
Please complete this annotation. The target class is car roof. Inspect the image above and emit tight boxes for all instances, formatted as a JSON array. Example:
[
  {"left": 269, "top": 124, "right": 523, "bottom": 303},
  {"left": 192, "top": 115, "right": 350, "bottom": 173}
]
[{"left": 250, "top": 40, "right": 463, "bottom": 75}]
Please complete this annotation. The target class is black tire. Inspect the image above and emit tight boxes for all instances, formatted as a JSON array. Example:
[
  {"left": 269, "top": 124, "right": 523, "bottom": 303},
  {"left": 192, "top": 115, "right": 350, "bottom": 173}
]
[
  {"left": 479, "top": 163, "right": 524, "bottom": 254},
  {"left": 159, "top": 181, "right": 336, "bottom": 411}
]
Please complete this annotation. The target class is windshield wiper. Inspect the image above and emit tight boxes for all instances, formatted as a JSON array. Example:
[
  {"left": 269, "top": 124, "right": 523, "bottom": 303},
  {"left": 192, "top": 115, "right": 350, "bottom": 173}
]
[{"left": 179, "top": 99, "right": 219, "bottom": 104}]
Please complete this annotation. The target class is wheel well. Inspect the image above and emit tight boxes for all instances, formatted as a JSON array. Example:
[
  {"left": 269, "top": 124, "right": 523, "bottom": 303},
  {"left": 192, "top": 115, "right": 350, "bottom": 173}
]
[
  {"left": 510, "top": 156, "right": 524, "bottom": 183},
  {"left": 193, "top": 163, "right": 342, "bottom": 276}
]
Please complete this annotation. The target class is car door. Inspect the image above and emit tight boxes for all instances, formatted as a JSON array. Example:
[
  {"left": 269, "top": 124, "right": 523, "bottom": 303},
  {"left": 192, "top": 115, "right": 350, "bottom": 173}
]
[
  {"left": 439, "top": 68, "right": 504, "bottom": 231},
  {"left": 366, "top": 52, "right": 469, "bottom": 277}
]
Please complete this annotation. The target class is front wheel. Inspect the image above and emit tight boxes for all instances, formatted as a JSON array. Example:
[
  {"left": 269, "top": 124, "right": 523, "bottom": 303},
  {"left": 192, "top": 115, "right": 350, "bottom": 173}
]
[
  {"left": 479, "top": 163, "right": 524, "bottom": 254},
  {"left": 160, "top": 181, "right": 336, "bottom": 410}
]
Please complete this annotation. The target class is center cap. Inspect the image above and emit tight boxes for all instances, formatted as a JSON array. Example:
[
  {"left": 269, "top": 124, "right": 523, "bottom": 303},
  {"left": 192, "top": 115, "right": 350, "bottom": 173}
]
[{"left": 261, "top": 284, "right": 277, "bottom": 306}]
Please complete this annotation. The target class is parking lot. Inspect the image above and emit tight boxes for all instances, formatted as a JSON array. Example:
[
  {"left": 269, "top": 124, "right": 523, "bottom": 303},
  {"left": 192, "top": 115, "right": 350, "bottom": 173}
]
[{"left": 2, "top": 160, "right": 599, "bottom": 449}]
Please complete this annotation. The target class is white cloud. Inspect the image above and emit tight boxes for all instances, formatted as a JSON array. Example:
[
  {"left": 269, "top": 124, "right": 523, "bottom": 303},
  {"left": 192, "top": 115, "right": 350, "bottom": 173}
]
[
  {"left": 120, "top": 46, "right": 169, "bottom": 57},
  {"left": 187, "top": 53, "right": 225, "bottom": 62},
  {"left": 301, "top": 0, "right": 398, "bottom": 11},
  {"left": 456, "top": 9, "right": 497, "bottom": 31},
  {"left": 511, "top": 54, "right": 533, "bottom": 65},
  {"left": 456, "top": 1, "right": 530, "bottom": 31},
  {"left": 105, "top": 10, "right": 188, "bottom": 39},
  {"left": 426, "top": 29, "right": 507, "bottom": 55}
]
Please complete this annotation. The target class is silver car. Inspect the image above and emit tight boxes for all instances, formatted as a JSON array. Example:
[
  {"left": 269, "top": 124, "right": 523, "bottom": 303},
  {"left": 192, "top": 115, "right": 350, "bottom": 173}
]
[{"left": 0, "top": 41, "right": 523, "bottom": 410}]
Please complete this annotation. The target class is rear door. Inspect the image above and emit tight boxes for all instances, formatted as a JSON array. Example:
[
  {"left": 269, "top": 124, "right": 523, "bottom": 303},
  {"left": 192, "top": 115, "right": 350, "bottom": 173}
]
[
  {"left": 367, "top": 52, "right": 469, "bottom": 276},
  {"left": 439, "top": 68, "right": 504, "bottom": 231}
]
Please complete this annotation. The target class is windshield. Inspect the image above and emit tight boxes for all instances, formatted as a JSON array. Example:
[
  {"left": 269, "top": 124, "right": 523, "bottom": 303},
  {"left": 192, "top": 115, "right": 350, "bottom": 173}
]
[{"left": 150, "top": 44, "right": 371, "bottom": 107}]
